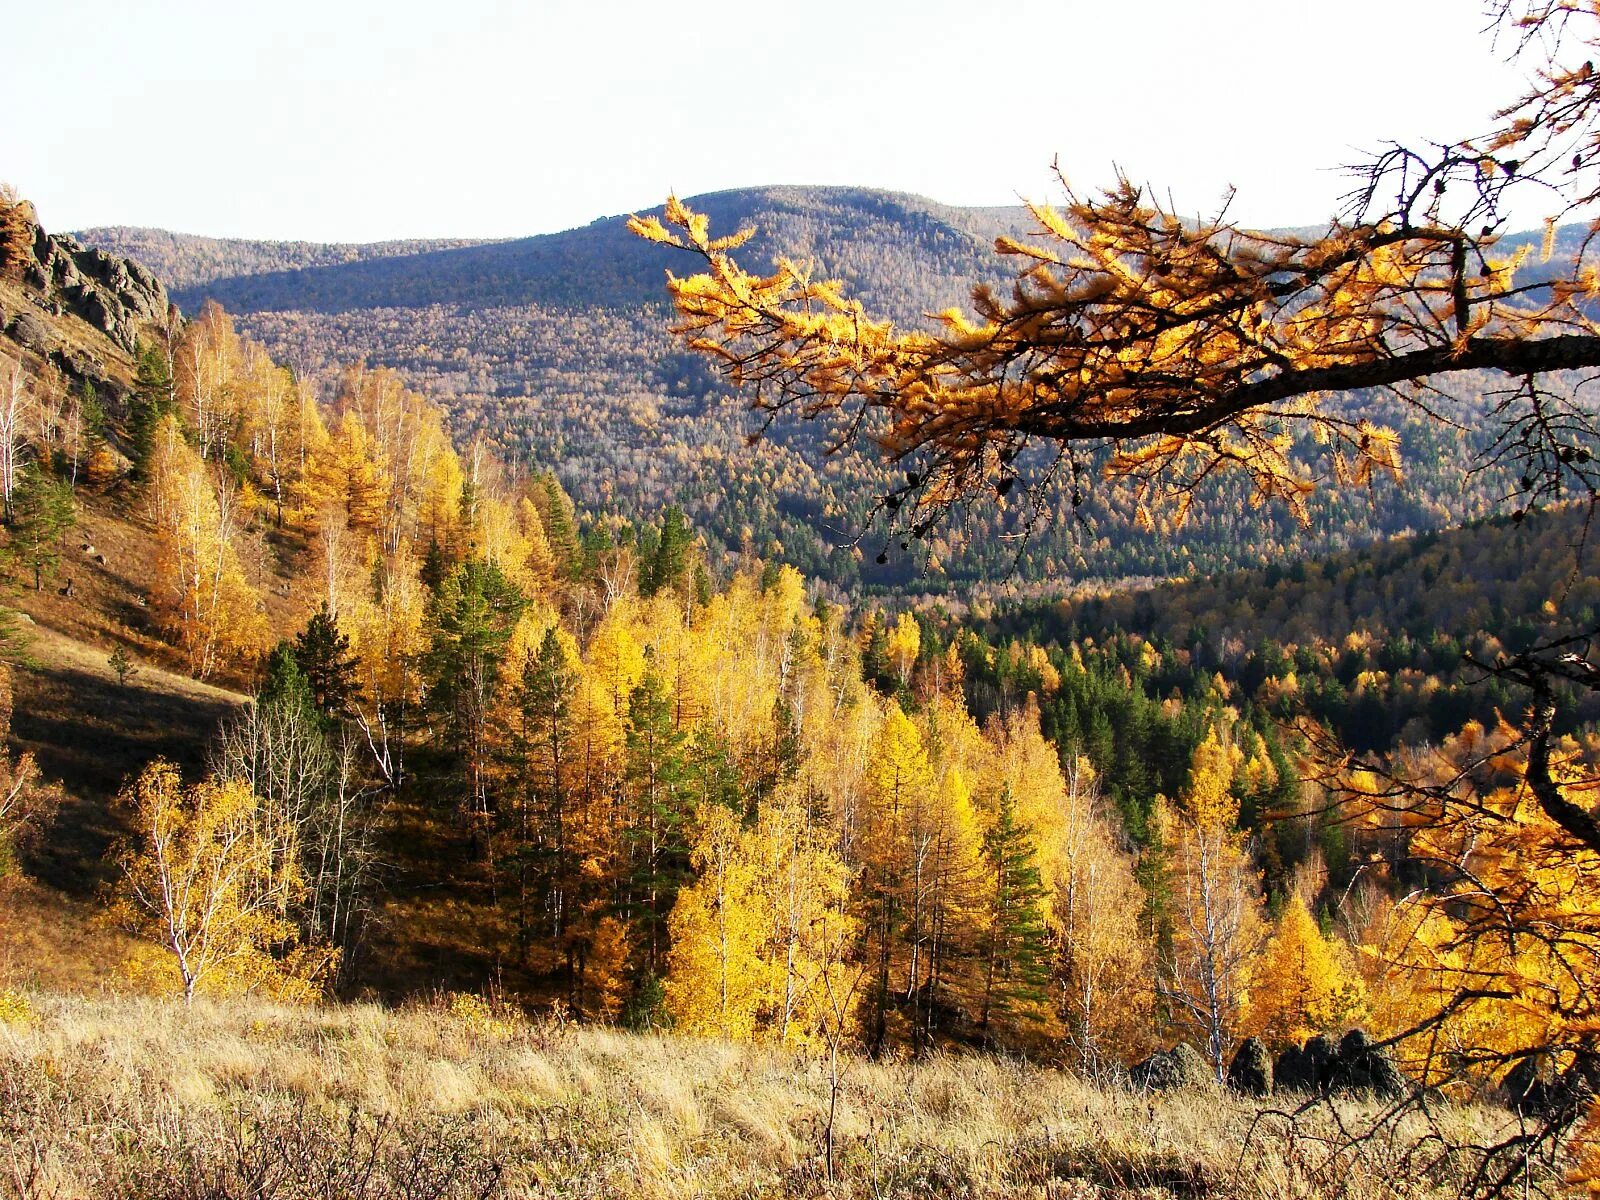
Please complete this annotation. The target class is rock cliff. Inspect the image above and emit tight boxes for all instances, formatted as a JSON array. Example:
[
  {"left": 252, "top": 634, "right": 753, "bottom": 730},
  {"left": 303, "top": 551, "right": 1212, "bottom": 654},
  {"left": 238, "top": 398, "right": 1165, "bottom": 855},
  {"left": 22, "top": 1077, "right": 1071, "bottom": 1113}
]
[{"left": 1, "top": 191, "right": 172, "bottom": 400}]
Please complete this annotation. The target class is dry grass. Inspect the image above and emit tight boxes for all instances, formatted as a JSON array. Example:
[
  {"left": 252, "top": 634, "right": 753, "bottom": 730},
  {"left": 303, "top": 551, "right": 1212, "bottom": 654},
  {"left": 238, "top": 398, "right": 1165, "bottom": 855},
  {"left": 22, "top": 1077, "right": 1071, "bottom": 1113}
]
[
  {"left": 0, "top": 989, "right": 1552, "bottom": 1199},
  {"left": 0, "top": 881, "right": 167, "bottom": 996},
  {"left": 6, "top": 621, "right": 246, "bottom": 898}
]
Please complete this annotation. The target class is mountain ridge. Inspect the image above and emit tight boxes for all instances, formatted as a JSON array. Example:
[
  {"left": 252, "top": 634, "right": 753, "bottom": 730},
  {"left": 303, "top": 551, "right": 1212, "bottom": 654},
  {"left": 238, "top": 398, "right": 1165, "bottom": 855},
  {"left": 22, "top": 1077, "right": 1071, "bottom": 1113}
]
[
  {"left": 88, "top": 186, "right": 1032, "bottom": 324},
  {"left": 71, "top": 186, "right": 1576, "bottom": 597}
]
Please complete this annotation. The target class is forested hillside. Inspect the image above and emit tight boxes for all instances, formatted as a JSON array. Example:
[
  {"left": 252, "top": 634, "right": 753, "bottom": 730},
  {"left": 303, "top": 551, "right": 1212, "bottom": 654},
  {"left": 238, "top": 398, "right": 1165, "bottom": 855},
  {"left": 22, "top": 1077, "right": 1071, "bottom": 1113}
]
[
  {"left": 76, "top": 189, "right": 1572, "bottom": 598},
  {"left": 968, "top": 503, "right": 1600, "bottom": 758}
]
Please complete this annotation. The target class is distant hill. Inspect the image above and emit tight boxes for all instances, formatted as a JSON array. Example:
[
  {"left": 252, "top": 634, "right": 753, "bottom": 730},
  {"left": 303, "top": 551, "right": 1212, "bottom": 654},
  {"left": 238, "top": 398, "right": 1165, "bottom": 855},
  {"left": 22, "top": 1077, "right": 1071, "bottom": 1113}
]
[
  {"left": 974, "top": 501, "right": 1600, "bottom": 751},
  {"left": 73, "top": 227, "right": 503, "bottom": 294},
  {"left": 102, "top": 187, "right": 1027, "bottom": 322},
  {"left": 75, "top": 188, "right": 1579, "bottom": 597}
]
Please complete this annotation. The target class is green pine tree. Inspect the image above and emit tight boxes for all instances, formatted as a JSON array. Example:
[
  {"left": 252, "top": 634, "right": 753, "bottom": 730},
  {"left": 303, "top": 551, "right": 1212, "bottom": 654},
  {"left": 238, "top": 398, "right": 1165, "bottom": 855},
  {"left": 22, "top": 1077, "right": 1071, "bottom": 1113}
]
[
  {"left": 979, "top": 785, "right": 1054, "bottom": 1030},
  {"left": 292, "top": 604, "right": 361, "bottom": 720},
  {"left": 642, "top": 505, "right": 694, "bottom": 598},
  {"left": 6, "top": 465, "right": 75, "bottom": 592},
  {"left": 625, "top": 665, "right": 692, "bottom": 974},
  {"left": 258, "top": 640, "right": 316, "bottom": 715},
  {"left": 425, "top": 557, "right": 527, "bottom": 851},
  {"left": 505, "top": 626, "right": 579, "bottom": 963},
  {"left": 535, "top": 473, "right": 581, "bottom": 580},
  {"left": 129, "top": 341, "right": 177, "bottom": 481}
]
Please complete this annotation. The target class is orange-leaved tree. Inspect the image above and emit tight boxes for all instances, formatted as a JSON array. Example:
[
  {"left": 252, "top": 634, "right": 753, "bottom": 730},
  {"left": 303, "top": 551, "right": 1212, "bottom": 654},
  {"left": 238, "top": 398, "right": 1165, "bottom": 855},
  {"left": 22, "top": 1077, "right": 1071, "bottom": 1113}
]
[
  {"left": 1156, "top": 726, "right": 1266, "bottom": 1082},
  {"left": 1248, "top": 891, "right": 1366, "bottom": 1052}
]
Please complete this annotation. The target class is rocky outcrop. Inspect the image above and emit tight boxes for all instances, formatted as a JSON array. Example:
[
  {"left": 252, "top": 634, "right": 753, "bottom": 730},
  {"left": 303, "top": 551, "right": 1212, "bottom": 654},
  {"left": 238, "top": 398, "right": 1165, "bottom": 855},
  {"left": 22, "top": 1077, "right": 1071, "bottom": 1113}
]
[
  {"left": 1227, "top": 1037, "right": 1273, "bottom": 1098},
  {"left": 1274, "top": 1033, "right": 1334, "bottom": 1093},
  {"left": 1501, "top": 1054, "right": 1561, "bottom": 1115},
  {"left": 1332, "top": 1029, "right": 1407, "bottom": 1098},
  {"left": 1501, "top": 1050, "right": 1600, "bottom": 1117},
  {"left": 1273, "top": 1030, "right": 1406, "bottom": 1098},
  {"left": 0, "top": 191, "right": 172, "bottom": 412},
  {"left": 1, "top": 193, "right": 170, "bottom": 356},
  {"left": 1131, "top": 1042, "right": 1215, "bottom": 1091},
  {"left": 24, "top": 229, "right": 169, "bottom": 353}
]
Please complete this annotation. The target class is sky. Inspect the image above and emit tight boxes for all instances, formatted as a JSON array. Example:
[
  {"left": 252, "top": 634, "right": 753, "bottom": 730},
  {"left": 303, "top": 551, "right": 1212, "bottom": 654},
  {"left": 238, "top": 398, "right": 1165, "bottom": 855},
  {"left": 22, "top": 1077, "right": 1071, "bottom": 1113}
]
[{"left": 2, "top": 0, "right": 1543, "bottom": 243}]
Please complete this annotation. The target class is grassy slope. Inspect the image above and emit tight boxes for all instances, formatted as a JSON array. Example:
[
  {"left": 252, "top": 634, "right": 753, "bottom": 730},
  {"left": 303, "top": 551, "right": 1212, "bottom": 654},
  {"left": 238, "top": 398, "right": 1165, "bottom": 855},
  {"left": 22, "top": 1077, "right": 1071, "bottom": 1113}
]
[
  {"left": 0, "top": 478, "right": 271, "bottom": 991},
  {"left": 0, "top": 488, "right": 531, "bottom": 1004},
  {"left": 0, "top": 990, "right": 1530, "bottom": 1200}
]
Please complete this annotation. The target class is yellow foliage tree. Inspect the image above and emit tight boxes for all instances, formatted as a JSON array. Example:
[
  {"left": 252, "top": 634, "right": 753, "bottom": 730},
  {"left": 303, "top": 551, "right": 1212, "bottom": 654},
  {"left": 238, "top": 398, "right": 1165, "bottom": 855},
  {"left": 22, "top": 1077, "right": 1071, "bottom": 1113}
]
[
  {"left": 1248, "top": 892, "right": 1365, "bottom": 1051},
  {"left": 1159, "top": 727, "right": 1266, "bottom": 1080},
  {"left": 1049, "top": 751, "right": 1156, "bottom": 1070},
  {"left": 666, "top": 797, "right": 857, "bottom": 1045},
  {"left": 173, "top": 300, "right": 244, "bottom": 464},
  {"left": 857, "top": 701, "right": 936, "bottom": 1049},
  {"left": 1339, "top": 719, "right": 1600, "bottom": 1107},
  {"left": 111, "top": 761, "right": 324, "bottom": 1003},
  {"left": 145, "top": 415, "right": 269, "bottom": 678},
  {"left": 665, "top": 803, "right": 767, "bottom": 1040},
  {"left": 884, "top": 611, "right": 920, "bottom": 690},
  {"left": 310, "top": 410, "right": 388, "bottom": 534}
]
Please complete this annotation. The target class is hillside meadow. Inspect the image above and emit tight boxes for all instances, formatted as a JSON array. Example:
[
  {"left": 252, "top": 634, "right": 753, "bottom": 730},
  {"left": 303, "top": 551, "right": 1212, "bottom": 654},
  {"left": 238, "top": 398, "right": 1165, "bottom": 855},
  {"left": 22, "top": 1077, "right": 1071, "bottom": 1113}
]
[{"left": 0, "top": 988, "right": 1535, "bottom": 1200}]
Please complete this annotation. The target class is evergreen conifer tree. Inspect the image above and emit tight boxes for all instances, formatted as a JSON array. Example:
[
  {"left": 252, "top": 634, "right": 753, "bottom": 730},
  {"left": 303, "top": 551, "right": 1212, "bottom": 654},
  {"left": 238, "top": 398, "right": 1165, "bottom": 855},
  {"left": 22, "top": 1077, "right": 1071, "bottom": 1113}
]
[
  {"left": 292, "top": 604, "right": 361, "bottom": 720},
  {"left": 625, "top": 666, "right": 692, "bottom": 972},
  {"left": 979, "top": 785, "right": 1053, "bottom": 1029},
  {"left": 425, "top": 557, "right": 527, "bottom": 849},
  {"left": 6, "top": 465, "right": 74, "bottom": 591}
]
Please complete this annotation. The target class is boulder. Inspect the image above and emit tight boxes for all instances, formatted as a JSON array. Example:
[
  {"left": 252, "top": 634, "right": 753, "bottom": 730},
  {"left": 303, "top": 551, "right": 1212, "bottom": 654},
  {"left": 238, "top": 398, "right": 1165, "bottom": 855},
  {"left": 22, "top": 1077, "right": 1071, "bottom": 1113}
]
[
  {"left": 1502, "top": 1054, "right": 1559, "bottom": 1115},
  {"left": 1227, "top": 1037, "right": 1273, "bottom": 1098},
  {"left": 1331, "top": 1029, "right": 1406, "bottom": 1099},
  {"left": 1277, "top": 1033, "right": 1337, "bottom": 1093},
  {"left": 1274, "top": 1043, "right": 1312, "bottom": 1093},
  {"left": 1504, "top": 1051, "right": 1600, "bottom": 1117},
  {"left": 1276, "top": 1030, "right": 1407, "bottom": 1098},
  {"left": 7, "top": 311, "right": 54, "bottom": 352},
  {"left": 1132, "top": 1041, "right": 1215, "bottom": 1091},
  {"left": 1304, "top": 1033, "right": 1336, "bottom": 1079}
]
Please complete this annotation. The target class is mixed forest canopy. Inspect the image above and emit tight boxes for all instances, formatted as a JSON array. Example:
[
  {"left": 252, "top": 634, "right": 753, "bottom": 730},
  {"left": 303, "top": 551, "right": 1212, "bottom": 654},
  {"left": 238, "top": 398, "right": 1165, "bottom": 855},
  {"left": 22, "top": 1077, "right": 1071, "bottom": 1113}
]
[{"left": 78, "top": 192, "right": 1571, "bottom": 600}]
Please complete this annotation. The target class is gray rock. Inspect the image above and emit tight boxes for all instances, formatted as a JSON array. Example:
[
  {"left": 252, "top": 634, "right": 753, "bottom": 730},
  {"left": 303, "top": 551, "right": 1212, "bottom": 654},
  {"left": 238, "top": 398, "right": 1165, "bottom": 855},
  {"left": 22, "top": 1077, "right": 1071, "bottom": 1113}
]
[
  {"left": 1172, "top": 1042, "right": 1213, "bottom": 1087},
  {"left": 7, "top": 311, "right": 54, "bottom": 352},
  {"left": 1274, "top": 1043, "right": 1311, "bottom": 1093},
  {"left": 1132, "top": 1042, "right": 1215, "bottom": 1091},
  {"left": 1502, "top": 1054, "right": 1559, "bottom": 1114},
  {"left": 1275, "top": 1029, "right": 1408, "bottom": 1098},
  {"left": 1305, "top": 1033, "right": 1336, "bottom": 1077},
  {"left": 52, "top": 254, "right": 84, "bottom": 291},
  {"left": 1274, "top": 1033, "right": 1342, "bottom": 1095},
  {"left": 80, "top": 290, "right": 137, "bottom": 349},
  {"left": 1227, "top": 1037, "right": 1273, "bottom": 1097},
  {"left": 1504, "top": 1051, "right": 1600, "bottom": 1117},
  {"left": 1331, "top": 1029, "right": 1406, "bottom": 1098},
  {"left": 1130, "top": 1049, "right": 1181, "bottom": 1091}
]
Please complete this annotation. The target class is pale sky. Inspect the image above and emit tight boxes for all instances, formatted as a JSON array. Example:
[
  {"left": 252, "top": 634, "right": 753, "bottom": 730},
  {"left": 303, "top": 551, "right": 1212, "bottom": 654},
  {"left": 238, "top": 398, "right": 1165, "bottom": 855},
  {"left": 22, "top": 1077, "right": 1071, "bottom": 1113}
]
[{"left": 2, "top": 0, "right": 1543, "bottom": 242}]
